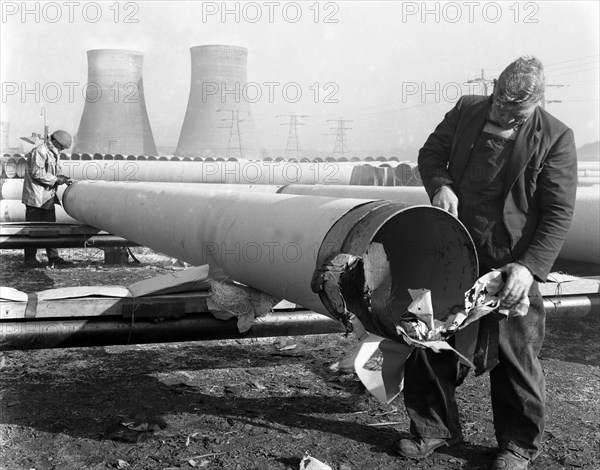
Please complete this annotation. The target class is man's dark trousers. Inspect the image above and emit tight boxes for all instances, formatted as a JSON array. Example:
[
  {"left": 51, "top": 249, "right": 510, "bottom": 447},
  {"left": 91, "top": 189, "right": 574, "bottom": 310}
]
[
  {"left": 403, "top": 284, "right": 546, "bottom": 460},
  {"left": 24, "top": 205, "right": 59, "bottom": 261}
]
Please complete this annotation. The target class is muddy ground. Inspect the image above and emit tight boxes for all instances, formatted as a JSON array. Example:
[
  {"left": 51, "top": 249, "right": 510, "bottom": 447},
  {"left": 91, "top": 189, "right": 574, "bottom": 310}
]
[{"left": 0, "top": 247, "right": 599, "bottom": 470}]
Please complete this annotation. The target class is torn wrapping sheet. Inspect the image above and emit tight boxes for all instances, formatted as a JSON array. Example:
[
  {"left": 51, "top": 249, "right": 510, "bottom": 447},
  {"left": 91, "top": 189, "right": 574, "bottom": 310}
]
[
  {"left": 352, "top": 334, "right": 411, "bottom": 404},
  {"left": 207, "top": 280, "right": 279, "bottom": 333},
  {"left": 350, "top": 270, "right": 528, "bottom": 404}
]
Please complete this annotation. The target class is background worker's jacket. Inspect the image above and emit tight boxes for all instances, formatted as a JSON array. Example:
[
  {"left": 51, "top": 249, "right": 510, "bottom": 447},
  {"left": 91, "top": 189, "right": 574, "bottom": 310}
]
[
  {"left": 418, "top": 94, "right": 578, "bottom": 282},
  {"left": 21, "top": 141, "right": 60, "bottom": 209}
]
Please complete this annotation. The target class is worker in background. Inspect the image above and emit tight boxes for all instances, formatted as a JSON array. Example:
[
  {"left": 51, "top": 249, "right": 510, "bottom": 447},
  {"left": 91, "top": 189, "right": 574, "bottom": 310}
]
[
  {"left": 397, "top": 56, "right": 577, "bottom": 470},
  {"left": 21, "top": 130, "right": 74, "bottom": 268}
]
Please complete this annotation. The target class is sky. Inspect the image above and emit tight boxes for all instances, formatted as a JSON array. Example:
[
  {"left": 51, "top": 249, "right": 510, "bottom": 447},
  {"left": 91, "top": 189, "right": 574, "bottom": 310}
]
[{"left": 1, "top": 0, "right": 599, "bottom": 156}]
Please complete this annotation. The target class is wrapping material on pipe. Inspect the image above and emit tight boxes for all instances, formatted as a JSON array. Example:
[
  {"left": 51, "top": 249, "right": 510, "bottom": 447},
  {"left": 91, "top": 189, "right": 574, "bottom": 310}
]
[
  {"left": 63, "top": 181, "right": 478, "bottom": 335},
  {"left": 559, "top": 187, "right": 600, "bottom": 263},
  {"left": 0, "top": 200, "right": 79, "bottom": 223},
  {"left": 57, "top": 160, "right": 358, "bottom": 185}
]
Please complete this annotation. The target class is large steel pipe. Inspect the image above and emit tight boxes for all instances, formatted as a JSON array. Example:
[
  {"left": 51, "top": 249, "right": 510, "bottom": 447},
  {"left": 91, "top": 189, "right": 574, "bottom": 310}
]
[
  {"left": 559, "top": 186, "right": 600, "bottom": 263},
  {"left": 63, "top": 181, "right": 478, "bottom": 338}
]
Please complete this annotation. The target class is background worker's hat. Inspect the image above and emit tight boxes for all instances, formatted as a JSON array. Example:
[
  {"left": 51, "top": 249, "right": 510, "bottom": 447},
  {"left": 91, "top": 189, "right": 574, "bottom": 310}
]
[{"left": 51, "top": 130, "right": 72, "bottom": 149}]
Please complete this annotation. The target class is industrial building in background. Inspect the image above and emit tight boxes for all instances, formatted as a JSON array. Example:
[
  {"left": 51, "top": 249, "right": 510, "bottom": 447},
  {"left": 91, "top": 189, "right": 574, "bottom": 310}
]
[
  {"left": 176, "top": 45, "right": 257, "bottom": 158},
  {"left": 74, "top": 49, "right": 158, "bottom": 156}
]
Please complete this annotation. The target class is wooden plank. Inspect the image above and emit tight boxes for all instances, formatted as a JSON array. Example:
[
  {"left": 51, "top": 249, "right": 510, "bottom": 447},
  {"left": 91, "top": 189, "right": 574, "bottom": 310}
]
[
  {"left": 539, "top": 276, "right": 600, "bottom": 296},
  {"left": 0, "top": 292, "right": 210, "bottom": 320},
  {"left": 0, "top": 223, "right": 104, "bottom": 236}
]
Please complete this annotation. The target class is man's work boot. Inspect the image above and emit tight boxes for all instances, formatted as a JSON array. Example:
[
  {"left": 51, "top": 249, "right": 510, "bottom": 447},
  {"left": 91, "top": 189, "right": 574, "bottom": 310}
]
[
  {"left": 396, "top": 435, "right": 463, "bottom": 459},
  {"left": 48, "top": 257, "right": 75, "bottom": 268},
  {"left": 24, "top": 259, "right": 45, "bottom": 268},
  {"left": 491, "top": 450, "right": 529, "bottom": 470}
]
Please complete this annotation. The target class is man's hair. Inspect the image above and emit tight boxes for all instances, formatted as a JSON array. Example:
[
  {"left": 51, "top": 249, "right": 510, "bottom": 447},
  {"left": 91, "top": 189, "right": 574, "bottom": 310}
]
[{"left": 494, "top": 56, "right": 545, "bottom": 105}]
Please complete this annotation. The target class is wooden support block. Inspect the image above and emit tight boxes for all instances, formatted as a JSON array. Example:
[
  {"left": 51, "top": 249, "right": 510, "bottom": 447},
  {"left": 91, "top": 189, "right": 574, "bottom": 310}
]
[{"left": 103, "top": 247, "right": 129, "bottom": 265}]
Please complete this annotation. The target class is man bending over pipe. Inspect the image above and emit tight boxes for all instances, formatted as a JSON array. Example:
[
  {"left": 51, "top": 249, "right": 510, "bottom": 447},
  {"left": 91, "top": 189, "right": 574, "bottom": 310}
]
[{"left": 397, "top": 56, "right": 577, "bottom": 470}]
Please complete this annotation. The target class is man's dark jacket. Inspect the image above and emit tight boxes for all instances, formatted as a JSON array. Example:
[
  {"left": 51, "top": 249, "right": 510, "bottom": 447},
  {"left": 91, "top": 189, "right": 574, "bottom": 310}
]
[{"left": 418, "top": 94, "right": 577, "bottom": 281}]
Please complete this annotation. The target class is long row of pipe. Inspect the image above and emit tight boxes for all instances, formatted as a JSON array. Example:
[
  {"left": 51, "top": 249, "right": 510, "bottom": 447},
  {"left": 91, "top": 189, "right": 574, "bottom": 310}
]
[
  {"left": 4, "top": 154, "right": 599, "bottom": 168},
  {"left": 3, "top": 155, "right": 598, "bottom": 187},
  {"left": 1, "top": 295, "right": 596, "bottom": 351},
  {"left": 3, "top": 153, "right": 406, "bottom": 163},
  {"left": 0, "top": 160, "right": 423, "bottom": 186}
]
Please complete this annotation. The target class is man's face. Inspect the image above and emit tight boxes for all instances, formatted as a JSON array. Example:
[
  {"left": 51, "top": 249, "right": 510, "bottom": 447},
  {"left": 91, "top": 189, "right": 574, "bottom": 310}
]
[{"left": 489, "top": 99, "right": 539, "bottom": 130}]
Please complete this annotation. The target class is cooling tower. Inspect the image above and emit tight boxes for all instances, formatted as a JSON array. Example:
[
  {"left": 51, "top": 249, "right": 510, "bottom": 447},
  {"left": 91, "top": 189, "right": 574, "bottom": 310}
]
[
  {"left": 74, "top": 49, "right": 157, "bottom": 155},
  {"left": 176, "top": 45, "right": 257, "bottom": 158}
]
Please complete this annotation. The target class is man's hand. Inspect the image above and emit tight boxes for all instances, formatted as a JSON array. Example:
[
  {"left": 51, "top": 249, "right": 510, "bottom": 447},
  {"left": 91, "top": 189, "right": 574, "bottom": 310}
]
[
  {"left": 56, "top": 175, "right": 71, "bottom": 185},
  {"left": 497, "top": 262, "right": 534, "bottom": 309},
  {"left": 432, "top": 185, "right": 459, "bottom": 217}
]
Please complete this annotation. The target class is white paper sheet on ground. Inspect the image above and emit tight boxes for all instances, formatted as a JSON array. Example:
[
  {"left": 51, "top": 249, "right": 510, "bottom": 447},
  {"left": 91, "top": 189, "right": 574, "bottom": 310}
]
[
  {"left": 0, "top": 286, "right": 28, "bottom": 302},
  {"left": 299, "top": 454, "right": 332, "bottom": 470},
  {"left": 352, "top": 333, "right": 413, "bottom": 404},
  {"left": 36, "top": 286, "right": 131, "bottom": 301}
]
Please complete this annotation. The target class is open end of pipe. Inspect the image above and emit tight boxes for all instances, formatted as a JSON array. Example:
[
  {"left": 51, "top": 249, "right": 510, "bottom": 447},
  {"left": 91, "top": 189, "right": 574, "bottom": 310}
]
[
  {"left": 367, "top": 207, "right": 477, "bottom": 339},
  {"left": 313, "top": 205, "right": 478, "bottom": 342}
]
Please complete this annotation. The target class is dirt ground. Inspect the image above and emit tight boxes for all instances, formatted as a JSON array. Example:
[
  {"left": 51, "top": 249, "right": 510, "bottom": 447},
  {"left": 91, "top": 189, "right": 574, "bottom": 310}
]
[{"left": 1, "top": 247, "right": 599, "bottom": 470}]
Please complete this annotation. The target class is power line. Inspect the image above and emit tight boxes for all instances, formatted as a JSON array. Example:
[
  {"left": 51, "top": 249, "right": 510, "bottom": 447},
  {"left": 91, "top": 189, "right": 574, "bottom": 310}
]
[
  {"left": 546, "top": 60, "right": 599, "bottom": 73},
  {"left": 545, "top": 54, "right": 599, "bottom": 68},
  {"left": 276, "top": 114, "right": 308, "bottom": 159},
  {"left": 326, "top": 118, "right": 353, "bottom": 159},
  {"left": 547, "top": 66, "right": 599, "bottom": 78},
  {"left": 217, "top": 109, "right": 244, "bottom": 159}
]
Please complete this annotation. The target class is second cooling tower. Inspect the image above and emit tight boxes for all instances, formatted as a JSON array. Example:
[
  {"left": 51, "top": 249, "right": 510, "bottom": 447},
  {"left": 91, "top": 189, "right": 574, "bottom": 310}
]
[
  {"left": 176, "top": 45, "right": 257, "bottom": 158},
  {"left": 74, "top": 49, "right": 157, "bottom": 156}
]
